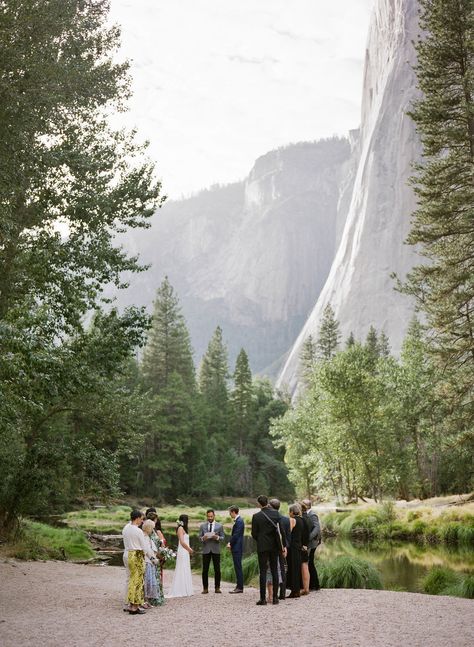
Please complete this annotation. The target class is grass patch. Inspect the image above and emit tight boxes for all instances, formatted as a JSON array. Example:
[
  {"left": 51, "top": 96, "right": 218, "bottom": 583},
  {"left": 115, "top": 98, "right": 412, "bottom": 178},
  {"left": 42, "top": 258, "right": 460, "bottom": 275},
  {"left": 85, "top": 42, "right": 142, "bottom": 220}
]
[
  {"left": 321, "top": 506, "right": 474, "bottom": 546},
  {"left": 319, "top": 556, "right": 382, "bottom": 590},
  {"left": 5, "top": 521, "right": 94, "bottom": 561},
  {"left": 422, "top": 566, "right": 474, "bottom": 599}
]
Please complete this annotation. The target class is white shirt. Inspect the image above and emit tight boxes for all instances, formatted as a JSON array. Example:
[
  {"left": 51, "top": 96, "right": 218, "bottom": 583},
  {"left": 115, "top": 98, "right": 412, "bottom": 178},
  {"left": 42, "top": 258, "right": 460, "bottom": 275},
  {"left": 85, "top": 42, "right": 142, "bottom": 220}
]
[{"left": 122, "top": 523, "right": 155, "bottom": 559}]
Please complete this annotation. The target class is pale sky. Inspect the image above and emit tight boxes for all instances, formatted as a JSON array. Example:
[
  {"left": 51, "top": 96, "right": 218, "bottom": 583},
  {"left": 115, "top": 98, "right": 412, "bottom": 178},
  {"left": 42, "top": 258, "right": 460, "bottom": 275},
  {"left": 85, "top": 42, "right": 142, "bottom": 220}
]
[{"left": 110, "top": 0, "right": 374, "bottom": 199}]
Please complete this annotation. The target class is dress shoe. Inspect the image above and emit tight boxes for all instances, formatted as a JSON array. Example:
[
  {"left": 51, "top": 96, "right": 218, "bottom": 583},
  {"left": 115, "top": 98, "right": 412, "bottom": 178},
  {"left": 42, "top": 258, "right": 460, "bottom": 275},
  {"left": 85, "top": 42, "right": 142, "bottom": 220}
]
[
  {"left": 272, "top": 597, "right": 279, "bottom": 605},
  {"left": 229, "top": 589, "right": 243, "bottom": 594},
  {"left": 215, "top": 588, "right": 222, "bottom": 593},
  {"left": 278, "top": 594, "right": 286, "bottom": 600},
  {"left": 256, "top": 600, "right": 267, "bottom": 605},
  {"left": 287, "top": 592, "right": 300, "bottom": 598},
  {"left": 201, "top": 589, "right": 208, "bottom": 594}
]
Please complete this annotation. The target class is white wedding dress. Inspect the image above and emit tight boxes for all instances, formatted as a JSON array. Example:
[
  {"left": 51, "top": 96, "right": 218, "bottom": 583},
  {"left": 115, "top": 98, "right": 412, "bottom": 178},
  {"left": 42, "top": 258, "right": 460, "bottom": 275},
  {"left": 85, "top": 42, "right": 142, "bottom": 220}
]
[{"left": 167, "top": 533, "right": 194, "bottom": 597}]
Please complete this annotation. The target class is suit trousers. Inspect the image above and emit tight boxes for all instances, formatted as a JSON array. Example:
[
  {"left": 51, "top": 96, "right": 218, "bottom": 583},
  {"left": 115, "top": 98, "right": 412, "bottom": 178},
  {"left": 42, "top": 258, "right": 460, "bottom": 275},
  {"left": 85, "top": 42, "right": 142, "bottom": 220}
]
[
  {"left": 202, "top": 552, "right": 221, "bottom": 590},
  {"left": 232, "top": 551, "right": 244, "bottom": 590},
  {"left": 257, "top": 550, "right": 279, "bottom": 601},
  {"left": 308, "top": 547, "right": 320, "bottom": 590}
]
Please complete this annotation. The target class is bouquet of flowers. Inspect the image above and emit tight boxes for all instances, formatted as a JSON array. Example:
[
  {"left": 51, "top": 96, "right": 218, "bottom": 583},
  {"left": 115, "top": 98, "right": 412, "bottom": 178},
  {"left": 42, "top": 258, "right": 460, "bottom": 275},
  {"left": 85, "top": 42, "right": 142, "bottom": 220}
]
[{"left": 158, "top": 546, "right": 176, "bottom": 561}]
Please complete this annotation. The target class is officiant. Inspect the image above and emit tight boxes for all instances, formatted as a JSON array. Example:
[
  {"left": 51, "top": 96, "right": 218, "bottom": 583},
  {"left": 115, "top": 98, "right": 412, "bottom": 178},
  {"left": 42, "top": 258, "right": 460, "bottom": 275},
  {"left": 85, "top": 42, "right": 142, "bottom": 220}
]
[{"left": 199, "top": 509, "right": 225, "bottom": 594}]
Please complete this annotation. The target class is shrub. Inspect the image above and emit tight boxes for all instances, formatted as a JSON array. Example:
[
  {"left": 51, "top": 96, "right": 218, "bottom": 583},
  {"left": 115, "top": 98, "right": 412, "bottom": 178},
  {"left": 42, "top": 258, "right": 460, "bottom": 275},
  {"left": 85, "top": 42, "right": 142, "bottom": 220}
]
[
  {"left": 319, "top": 556, "right": 382, "bottom": 590},
  {"left": 422, "top": 567, "right": 459, "bottom": 595},
  {"left": 459, "top": 574, "right": 474, "bottom": 599},
  {"left": 380, "top": 500, "right": 396, "bottom": 523},
  {"left": 8, "top": 521, "right": 94, "bottom": 561}
]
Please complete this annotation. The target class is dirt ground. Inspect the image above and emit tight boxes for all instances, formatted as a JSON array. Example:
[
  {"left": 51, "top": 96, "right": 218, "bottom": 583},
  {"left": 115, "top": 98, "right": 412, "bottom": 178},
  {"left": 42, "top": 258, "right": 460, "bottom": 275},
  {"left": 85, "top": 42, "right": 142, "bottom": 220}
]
[{"left": 0, "top": 559, "right": 473, "bottom": 647}]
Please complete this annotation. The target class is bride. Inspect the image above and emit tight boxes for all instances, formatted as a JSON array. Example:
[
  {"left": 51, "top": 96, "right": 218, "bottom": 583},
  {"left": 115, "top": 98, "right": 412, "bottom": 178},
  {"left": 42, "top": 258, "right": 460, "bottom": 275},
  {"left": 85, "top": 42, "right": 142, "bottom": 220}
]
[{"left": 168, "top": 514, "right": 194, "bottom": 597}]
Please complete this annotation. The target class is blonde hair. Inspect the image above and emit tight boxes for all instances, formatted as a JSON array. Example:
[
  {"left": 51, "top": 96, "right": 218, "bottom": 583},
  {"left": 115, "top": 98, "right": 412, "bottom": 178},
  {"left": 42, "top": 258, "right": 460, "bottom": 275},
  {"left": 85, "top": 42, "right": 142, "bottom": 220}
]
[{"left": 142, "top": 519, "right": 155, "bottom": 534}]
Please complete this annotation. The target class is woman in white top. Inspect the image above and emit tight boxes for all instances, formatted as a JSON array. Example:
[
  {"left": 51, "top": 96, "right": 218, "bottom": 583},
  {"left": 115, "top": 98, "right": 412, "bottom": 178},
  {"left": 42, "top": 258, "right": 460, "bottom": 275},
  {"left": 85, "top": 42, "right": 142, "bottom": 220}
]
[{"left": 168, "top": 514, "right": 194, "bottom": 597}]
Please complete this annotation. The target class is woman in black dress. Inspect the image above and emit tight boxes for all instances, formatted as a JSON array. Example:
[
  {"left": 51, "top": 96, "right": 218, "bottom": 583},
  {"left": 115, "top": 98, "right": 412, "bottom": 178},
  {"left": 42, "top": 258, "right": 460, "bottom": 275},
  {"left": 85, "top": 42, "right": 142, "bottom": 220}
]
[{"left": 286, "top": 503, "right": 304, "bottom": 598}]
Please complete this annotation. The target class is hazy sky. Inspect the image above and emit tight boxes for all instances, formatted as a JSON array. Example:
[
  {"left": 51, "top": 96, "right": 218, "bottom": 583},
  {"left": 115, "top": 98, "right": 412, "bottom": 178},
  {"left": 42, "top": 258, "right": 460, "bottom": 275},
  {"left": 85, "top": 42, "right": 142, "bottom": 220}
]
[{"left": 110, "top": 0, "right": 374, "bottom": 199}]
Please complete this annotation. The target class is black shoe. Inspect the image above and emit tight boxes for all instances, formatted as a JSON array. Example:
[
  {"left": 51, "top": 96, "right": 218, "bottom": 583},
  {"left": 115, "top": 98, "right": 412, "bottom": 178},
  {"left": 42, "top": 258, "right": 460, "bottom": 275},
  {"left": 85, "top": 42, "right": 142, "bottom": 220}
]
[
  {"left": 229, "top": 589, "right": 243, "bottom": 594},
  {"left": 272, "top": 597, "right": 279, "bottom": 605},
  {"left": 278, "top": 594, "right": 285, "bottom": 600},
  {"left": 256, "top": 600, "right": 267, "bottom": 606},
  {"left": 201, "top": 589, "right": 209, "bottom": 594},
  {"left": 215, "top": 588, "right": 222, "bottom": 593},
  {"left": 129, "top": 608, "right": 146, "bottom": 615}
]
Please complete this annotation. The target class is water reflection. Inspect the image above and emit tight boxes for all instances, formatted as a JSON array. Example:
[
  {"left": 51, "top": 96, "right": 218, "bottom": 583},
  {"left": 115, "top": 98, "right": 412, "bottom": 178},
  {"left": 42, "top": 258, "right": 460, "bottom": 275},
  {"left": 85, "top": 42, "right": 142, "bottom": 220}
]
[{"left": 96, "top": 526, "right": 474, "bottom": 593}]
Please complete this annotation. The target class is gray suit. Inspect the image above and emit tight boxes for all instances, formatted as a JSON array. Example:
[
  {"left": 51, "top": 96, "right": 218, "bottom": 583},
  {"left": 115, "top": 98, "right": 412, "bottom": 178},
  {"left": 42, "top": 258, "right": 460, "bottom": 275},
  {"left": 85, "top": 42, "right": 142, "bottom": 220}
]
[
  {"left": 199, "top": 520, "right": 225, "bottom": 591},
  {"left": 198, "top": 521, "right": 225, "bottom": 553},
  {"left": 307, "top": 509, "right": 321, "bottom": 549}
]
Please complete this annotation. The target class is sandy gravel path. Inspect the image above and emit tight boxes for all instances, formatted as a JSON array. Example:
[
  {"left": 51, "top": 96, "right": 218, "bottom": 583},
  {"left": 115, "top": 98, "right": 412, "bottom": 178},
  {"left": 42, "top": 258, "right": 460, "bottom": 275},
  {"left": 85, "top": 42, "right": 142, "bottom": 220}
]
[{"left": 0, "top": 560, "right": 473, "bottom": 647}]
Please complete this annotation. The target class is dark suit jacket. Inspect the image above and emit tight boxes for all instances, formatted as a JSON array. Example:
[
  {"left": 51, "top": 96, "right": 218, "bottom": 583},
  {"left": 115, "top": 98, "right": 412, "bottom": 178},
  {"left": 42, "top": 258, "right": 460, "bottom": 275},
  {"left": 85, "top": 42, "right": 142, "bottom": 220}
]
[
  {"left": 229, "top": 516, "right": 245, "bottom": 553},
  {"left": 278, "top": 514, "right": 291, "bottom": 548},
  {"left": 251, "top": 507, "right": 286, "bottom": 553}
]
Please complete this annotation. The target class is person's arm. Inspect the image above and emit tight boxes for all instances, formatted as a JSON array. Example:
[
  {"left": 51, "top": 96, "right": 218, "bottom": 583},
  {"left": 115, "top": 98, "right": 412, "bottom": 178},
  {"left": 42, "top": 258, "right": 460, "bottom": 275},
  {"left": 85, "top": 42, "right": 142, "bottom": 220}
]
[
  {"left": 177, "top": 526, "right": 193, "bottom": 554},
  {"left": 139, "top": 530, "right": 157, "bottom": 561},
  {"left": 215, "top": 523, "right": 225, "bottom": 542},
  {"left": 251, "top": 514, "right": 257, "bottom": 541},
  {"left": 309, "top": 513, "right": 321, "bottom": 542},
  {"left": 199, "top": 523, "right": 206, "bottom": 542}
]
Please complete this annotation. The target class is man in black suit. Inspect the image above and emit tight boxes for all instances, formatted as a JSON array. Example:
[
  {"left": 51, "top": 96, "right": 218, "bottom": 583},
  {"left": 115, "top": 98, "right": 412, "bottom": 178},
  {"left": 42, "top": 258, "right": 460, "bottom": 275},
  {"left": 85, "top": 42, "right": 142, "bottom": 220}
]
[
  {"left": 227, "top": 504, "right": 245, "bottom": 593},
  {"left": 269, "top": 498, "right": 290, "bottom": 600},
  {"left": 303, "top": 498, "right": 321, "bottom": 591},
  {"left": 251, "top": 495, "right": 286, "bottom": 606}
]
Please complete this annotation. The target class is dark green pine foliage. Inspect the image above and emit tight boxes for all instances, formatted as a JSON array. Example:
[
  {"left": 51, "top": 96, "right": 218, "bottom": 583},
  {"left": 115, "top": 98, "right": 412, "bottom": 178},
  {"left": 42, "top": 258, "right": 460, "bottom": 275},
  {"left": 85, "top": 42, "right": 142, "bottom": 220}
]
[
  {"left": 139, "top": 278, "right": 196, "bottom": 498},
  {"left": 378, "top": 330, "right": 391, "bottom": 358},
  {"left": 346, "top": 331, "right": 356, "bottom": 348},
  {"left": 316, "top": 304, "right": 341, "bottom": 360},
  {"left": 142, "top": 277, "right": 195, "bottom": 393},
  {"left": 231, "top": 349, "right": 254, "bottom": 456},
  {"left": 198, "top": 326, "right": 231, "bottom": 493},
  {"left": 299, "top": 334, "right": 317, "bottom": 385},
  {"left": 365, "top": 325, "right": 380, "bottom": 364},
  {"left": 404, "top": 1, "right": 474, "bottom": 399}
]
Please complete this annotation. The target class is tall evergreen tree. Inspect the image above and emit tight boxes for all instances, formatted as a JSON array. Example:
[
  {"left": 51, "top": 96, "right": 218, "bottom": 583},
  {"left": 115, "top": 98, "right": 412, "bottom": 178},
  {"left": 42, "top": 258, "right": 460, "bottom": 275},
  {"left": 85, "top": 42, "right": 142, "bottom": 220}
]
[
  {"left": 346, "top": 331, "right": 356, "bottom": 348},
  {"left": 378, "top": 330, "right": 391, "bottom": 358},
  {"left": 404, "top": 0, "right": 474, "bottom": 391},
  {"left": 365, "top": 325, "right": 379, "bottom": 360},
  {"left": 299, "top": 334, "right": 317, "bottom": 384},
  {"left": 316, "top": 304, "right": 341, "bottom": 360},
  {"left": 231, "top": 349, "right": 254, "bottom": 456},
  {"left": 141, "top": 277, "right": 195, "bottom": 393}
]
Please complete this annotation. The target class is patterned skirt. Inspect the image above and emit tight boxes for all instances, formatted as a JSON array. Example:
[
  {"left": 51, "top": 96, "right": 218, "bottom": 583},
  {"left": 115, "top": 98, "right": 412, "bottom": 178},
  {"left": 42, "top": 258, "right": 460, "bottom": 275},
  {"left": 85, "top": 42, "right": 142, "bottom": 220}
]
[
  {"left": 127, "top": 550, "right": 145, "bottom": 605},
  {"left": 145, "top": 562, "right": 165, "bottom": 606}
]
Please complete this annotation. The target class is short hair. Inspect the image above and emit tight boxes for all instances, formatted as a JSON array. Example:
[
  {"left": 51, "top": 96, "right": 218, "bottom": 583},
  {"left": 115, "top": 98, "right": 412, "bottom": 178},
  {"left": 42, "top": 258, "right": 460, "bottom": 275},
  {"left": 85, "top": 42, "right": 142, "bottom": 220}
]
[
  {"left": 257, "top": 495, "right": 268, "bottom": 507},
  {"left": 206, "top": 509, "right": 215, "bottom": 515},
  {"left": 269, "top": 498, "right": 280, "bottom": 510},
  {"left": 229, "top": 505, "right": 239, "bottom": 514},
  {"left": 300, "top": 501, "right": 308, "bottom": 512},
  {"left": 142, "top": 519, "right": 155, "bottom": 533},
  {"left": 302, "top": 499, "right": 312, "bottom": 510},
  {"left": 289, "top": 503, "right": 302, "bottom": 516},
  {"left": 145, "top": 507, "right": 156, "bottom": 517},
  {"left": 130, "top": 509, "right": 143, "bottom": 521}
]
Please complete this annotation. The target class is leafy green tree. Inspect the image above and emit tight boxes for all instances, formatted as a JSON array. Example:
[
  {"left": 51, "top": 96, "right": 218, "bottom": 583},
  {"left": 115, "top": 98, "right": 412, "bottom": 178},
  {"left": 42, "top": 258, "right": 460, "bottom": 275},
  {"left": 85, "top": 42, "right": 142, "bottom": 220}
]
[{"left": 316, "top": 304, "right": 341, "bottom": 360}]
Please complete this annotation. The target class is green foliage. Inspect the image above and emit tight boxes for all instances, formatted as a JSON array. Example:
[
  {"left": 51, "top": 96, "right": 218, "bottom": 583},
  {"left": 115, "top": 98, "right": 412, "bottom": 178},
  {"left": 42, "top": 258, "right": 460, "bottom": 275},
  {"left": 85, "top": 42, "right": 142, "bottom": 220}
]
[
  {"left": 8, "top": 521, "right": 94, "bottom": 561},
  {"left": 316, "top": 304, "right": 341, "bottom": 361},
  {"left": 319, "top": 556, "right": 382, "bottom": 590},
  {"left": 218, "top": 551, "right": 259, "bottom": 586}
]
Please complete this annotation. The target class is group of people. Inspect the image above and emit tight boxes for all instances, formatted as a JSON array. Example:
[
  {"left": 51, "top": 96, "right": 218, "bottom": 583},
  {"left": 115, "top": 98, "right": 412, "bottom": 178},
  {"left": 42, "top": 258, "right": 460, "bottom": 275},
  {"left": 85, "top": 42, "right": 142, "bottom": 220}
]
[
  {"left": 122, "top": 507, "right": 169, "bottom": 614},
  {"left": 121, "top": 496, "right": 321, "bottom": 612}
]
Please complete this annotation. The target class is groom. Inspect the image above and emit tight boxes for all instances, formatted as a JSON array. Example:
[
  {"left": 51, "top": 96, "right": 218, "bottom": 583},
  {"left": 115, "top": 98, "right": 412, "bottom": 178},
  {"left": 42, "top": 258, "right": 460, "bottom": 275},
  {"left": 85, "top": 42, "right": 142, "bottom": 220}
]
[{"left": 199, "top": 509, "right": 225, "bottom": 593}]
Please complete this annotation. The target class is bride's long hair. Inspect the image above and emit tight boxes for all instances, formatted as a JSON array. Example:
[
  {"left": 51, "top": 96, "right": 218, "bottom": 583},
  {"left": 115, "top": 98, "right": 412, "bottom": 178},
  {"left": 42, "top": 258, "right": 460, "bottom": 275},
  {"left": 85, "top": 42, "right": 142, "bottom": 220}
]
[{"left": 177, "top": 514, "right": 189, "bottom": 534}]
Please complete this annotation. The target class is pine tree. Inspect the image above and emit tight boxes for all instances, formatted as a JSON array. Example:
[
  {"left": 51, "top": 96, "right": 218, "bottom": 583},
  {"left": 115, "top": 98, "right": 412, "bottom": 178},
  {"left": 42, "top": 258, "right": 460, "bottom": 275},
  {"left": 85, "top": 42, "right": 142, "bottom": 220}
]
[
  {"left": 231, "top": 348, "right": 254, "bottom": 456},
  {"left": 346, "top": 331, "right": 356, "bottom": 348},
  {"left": 365, "top": 325, "right": 379, "bottom": 359},
  {"left": 378, "top": 330, "right": 391, "bottom": 358},
  {"left": 316, "top": 304, "right": 341, "bottom": 360},
  {"left": 199, "top": 326, "right": 230, "bottom": 443},
  {"left": 299, "top": 334, "right": 317, "bottom": 384},
  {"left": 404, "top": 0, "right": 474, "bottom": 389},
  {"left": 142, "top": 277, "right": 195, "bottom": 393}
]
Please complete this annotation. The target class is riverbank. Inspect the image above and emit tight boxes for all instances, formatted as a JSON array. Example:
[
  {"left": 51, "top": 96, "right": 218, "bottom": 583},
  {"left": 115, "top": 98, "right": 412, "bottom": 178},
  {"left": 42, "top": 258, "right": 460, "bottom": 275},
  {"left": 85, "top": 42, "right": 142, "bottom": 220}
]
[{"left": 0, "top": 560, "right": 473, "bottom": 647}]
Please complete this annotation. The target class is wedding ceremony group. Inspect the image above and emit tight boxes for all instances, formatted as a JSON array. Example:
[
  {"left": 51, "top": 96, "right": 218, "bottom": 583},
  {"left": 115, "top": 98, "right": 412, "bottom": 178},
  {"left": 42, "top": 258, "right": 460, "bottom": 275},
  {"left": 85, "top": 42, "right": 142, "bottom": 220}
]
[{"left": 122, "top": 495, "right": 322, "bottom": 614}]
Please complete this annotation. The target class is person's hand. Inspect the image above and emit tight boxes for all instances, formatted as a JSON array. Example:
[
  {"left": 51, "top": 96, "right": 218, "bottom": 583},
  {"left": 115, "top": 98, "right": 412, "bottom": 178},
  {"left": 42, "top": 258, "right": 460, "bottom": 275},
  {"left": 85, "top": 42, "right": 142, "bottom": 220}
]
[
  {"left": 226, "top": 542, "right": 231, "bottom": 550},
  {"left": 189, "top": 548, "right": 194, "bottom": 555},
  {"left": 283, "top": 547, "right": 287, "bottom": 558},
  {"left": 213, "top": 533, "right": 219, "bottom": 540}
]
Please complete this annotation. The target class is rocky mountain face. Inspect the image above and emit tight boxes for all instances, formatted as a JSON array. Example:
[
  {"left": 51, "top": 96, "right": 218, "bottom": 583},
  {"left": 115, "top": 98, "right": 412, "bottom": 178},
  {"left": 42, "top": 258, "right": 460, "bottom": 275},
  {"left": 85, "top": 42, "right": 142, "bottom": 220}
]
[
  {"left": 277, "top": 0, "right": 421, "bottom": 395},
  {"left": 116, "top": 137, "right": 354, "bottom": 375}
]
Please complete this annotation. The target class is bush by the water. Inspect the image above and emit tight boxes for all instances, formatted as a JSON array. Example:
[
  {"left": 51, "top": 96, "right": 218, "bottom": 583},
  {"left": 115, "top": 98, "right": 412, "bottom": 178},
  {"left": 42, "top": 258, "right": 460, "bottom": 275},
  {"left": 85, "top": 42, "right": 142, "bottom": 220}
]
[
  {"left": 321, "top": 506, "right": 474, "bottom": 546},
  {"left": 6, "top": 521, "right": 94, "bottom": 561},
  {"left": 318, "top": 556, "right": 382, "bottom": 590},
  {"left": 422, "top": 567, "right": 474, "bottom": 599},
  {"left": 204, "top": 551, "right": 259, "bottom": 586}
]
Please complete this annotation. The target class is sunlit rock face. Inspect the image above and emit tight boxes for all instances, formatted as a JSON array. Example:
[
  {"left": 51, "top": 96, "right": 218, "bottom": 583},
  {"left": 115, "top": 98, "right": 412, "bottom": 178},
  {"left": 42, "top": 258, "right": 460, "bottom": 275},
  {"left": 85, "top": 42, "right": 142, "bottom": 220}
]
[
  {"left": 277, "top": 0, "right": 422, "bottom": 396},
  {"left": 115, "top": 137, "right": 352, "bottom": 374}
]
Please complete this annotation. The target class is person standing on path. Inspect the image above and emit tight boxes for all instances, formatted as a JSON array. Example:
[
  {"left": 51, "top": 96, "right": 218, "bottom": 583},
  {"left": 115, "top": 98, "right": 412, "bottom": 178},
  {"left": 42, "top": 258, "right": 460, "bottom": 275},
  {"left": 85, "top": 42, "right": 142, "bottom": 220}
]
[
  {"left": 122, "top": 509, "right": 158, "bottom": 614},
  {"left": 227, "top": 505, "right": 245, "bottom": 593},
  {"left": 199, "top": 509, "right": 225, "bottom": 594},
  {"left": 251, "top": 495, "right": 286, "bottom": 606},
  {"left": 302, "top": 498, "right": 321, "bottom": 591},
  {"left": 269, "top": 498, "right": 290, "bottom": 600}
]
